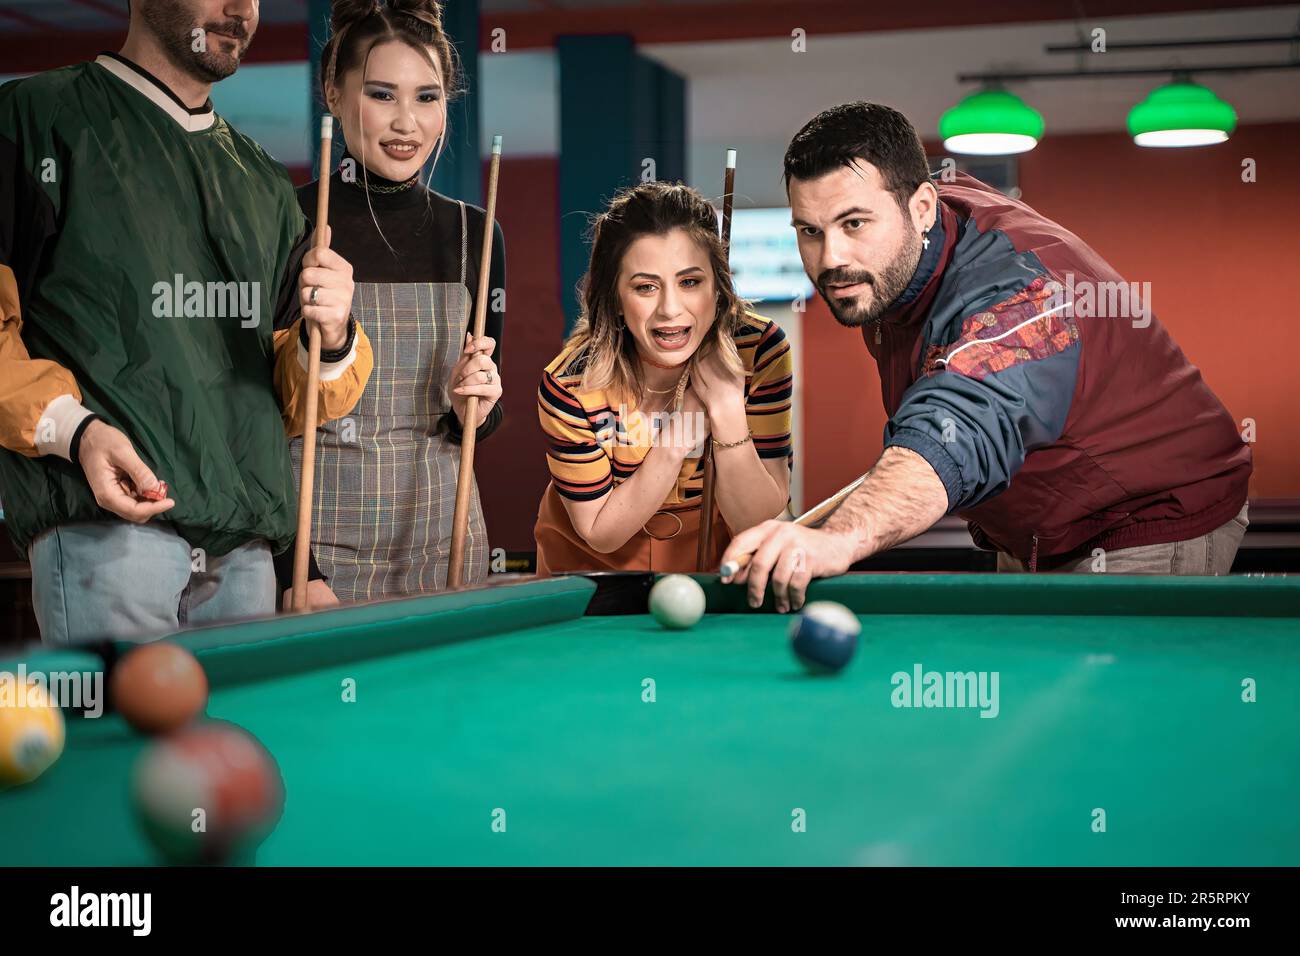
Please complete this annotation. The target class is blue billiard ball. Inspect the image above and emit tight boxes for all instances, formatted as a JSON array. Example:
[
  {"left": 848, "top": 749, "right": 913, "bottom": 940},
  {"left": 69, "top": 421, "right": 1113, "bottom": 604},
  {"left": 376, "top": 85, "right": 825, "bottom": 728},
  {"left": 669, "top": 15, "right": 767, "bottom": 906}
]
[
  {"left": 649, "top": 574, "right": 707, "bottom": 630},
  {"left": 789, "top": 601, "right": 861, "bottom": 674}
]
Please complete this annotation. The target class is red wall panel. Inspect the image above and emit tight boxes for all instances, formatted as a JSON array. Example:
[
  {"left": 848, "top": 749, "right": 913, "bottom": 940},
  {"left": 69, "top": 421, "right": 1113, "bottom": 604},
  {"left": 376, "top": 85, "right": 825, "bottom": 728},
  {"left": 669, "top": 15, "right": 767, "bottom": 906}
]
[{"left": 475, "top": 157, "right": 566, "bottom": 553}]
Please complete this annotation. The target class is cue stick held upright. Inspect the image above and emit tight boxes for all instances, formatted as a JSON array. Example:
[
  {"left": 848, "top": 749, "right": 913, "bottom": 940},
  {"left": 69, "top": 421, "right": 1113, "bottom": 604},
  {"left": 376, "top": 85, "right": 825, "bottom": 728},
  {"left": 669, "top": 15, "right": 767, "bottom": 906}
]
[
  {"left": 696, "top": 147, "right": 737, "bottom": 571},
  {"left": 447, "top": 134, "right": 503, "bottom": 589},
  {"left": 717, "top": 473, "right": 868, "bottom": 579},
  {"left": 291, "top": 114, "right": 334, "bottom": 611}
]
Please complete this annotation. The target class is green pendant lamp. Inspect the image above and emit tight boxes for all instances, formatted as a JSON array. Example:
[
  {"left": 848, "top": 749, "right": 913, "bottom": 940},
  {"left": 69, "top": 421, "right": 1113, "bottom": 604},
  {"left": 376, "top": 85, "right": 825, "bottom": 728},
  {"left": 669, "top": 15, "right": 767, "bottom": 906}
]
[
  {"left": 1127, "top": 79, "right": 1237, "bottom": 147},
  {"left": 939, "top": 89, "right": 1045, "bottom": 155}
]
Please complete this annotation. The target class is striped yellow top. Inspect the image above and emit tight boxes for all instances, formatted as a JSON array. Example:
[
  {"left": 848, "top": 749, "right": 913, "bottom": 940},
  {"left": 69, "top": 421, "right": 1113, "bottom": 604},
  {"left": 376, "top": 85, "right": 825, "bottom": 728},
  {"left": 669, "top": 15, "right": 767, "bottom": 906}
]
[{"left": 538, "top": 314, "right": 794, "bottom": 504}]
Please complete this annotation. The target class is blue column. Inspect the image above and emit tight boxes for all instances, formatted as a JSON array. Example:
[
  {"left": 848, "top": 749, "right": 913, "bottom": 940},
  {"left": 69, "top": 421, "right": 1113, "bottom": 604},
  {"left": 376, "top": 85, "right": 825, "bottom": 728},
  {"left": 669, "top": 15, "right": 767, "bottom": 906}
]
[
  {"left": 558, "top": 36, "right": 686, "bottom": 335},
  {"left": 307, "top": 0, "right": 333, "bottom": 173},
  {"left": 430, "top": 0, "right": 482, "bottom": 205},
  {"left": 306, "top": 0, "right": 481, "bottom": 203}
]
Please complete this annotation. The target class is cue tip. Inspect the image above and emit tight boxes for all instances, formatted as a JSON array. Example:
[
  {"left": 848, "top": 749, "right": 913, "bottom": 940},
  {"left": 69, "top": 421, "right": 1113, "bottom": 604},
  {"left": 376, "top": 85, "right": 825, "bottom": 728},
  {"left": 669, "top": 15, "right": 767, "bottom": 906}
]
[
  {"left": 491, "top": 134, "right": 502, "bottom": 154},
  {"left": 320, "top": 114, "right": 333, "bottom": 138},
  {"left": 725, "top": 148, "right": 736, "bottom": 168},
  {"left": 719, "top": 560, "right": 738, "bottom": 579}
]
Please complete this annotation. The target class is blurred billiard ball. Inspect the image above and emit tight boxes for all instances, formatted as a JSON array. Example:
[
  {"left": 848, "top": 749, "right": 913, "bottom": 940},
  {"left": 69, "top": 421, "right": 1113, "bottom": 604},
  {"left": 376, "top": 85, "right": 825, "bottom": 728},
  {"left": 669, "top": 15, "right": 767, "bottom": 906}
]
[
  {"left": 111, "top": 642, "right": 209, "bottom": 735},
  {"left": 132, "top": 721, "right": 284, "bottom": 865},
  {"left": 0, "top": 680, "right": 64, "bottom": 788},
  {"left": 789, "top": 601, "right": 860, "bottom": 674}
]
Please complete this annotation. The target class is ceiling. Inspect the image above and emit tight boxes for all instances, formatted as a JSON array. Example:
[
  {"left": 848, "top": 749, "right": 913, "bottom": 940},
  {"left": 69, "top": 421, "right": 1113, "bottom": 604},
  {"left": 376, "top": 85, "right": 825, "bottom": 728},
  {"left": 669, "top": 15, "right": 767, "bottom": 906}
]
[
  {"left": 655, "top": 5, "right": 1300, "bottom": 140},
  {"left": 1, "top": 0, "right": 1295, "bottom": 37},
  {"left": 3, "top": 0, "right": 1296, "bottom": 204},
  {"left": 0, "top": 0, "right": 305, "bottom": 32},
  {"left": 657, "top": 5, "right": 1300, "bottom": 202}
]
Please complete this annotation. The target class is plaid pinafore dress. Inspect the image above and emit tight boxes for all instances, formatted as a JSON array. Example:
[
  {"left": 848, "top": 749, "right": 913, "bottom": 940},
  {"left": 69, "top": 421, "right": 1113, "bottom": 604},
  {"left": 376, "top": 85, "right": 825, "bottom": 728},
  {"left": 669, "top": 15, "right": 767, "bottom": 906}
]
[{"left": 291, "top": 201, "right": 489, "bottom": 601}]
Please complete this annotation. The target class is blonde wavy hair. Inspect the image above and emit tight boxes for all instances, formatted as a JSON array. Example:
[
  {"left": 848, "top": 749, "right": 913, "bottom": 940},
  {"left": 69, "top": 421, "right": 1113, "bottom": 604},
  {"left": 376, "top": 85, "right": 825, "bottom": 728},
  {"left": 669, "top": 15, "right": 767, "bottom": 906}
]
[{"left": 569, "top": 182, "right": 748, "bottom": 400}]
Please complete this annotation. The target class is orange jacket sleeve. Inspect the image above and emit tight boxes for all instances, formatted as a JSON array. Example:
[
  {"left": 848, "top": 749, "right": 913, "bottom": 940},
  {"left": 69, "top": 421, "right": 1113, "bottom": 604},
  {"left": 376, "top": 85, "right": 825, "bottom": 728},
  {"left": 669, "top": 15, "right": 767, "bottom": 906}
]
[{"left": 273, "top": 318, "right": 373, "bottom": 438}]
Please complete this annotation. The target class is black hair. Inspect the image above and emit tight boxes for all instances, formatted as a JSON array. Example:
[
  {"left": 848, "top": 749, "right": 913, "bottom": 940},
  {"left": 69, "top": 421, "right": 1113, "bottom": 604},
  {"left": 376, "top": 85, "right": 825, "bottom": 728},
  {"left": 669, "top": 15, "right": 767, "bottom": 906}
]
[
  {"left": 320, "top": 0, "right": 462, "bottom": 106},
  {"left": 783, "top": 102, "right": 931, "bottom": 213}
]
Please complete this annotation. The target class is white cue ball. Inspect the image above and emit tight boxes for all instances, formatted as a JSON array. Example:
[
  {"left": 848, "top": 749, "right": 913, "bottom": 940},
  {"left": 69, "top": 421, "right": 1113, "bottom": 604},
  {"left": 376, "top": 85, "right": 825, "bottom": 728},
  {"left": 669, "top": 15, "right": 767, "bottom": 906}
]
[{"left": 648, "top": 574, "right": 707, "bottom": 630}]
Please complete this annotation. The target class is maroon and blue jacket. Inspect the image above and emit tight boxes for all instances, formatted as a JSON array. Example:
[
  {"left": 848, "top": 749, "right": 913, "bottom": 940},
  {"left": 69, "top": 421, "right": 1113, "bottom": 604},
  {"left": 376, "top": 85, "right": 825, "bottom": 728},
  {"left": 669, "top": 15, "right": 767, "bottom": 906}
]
[{"left": 871, "top": 172, "right": 1251, "bottom": 569}]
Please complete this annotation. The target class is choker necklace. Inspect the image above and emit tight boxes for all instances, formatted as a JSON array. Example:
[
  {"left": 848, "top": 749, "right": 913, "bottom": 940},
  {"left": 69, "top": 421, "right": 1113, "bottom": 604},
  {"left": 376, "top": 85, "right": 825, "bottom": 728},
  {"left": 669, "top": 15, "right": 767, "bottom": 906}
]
[
  {"left": 341, "top": 153, "right": 420, "bottom": 194},
  {"left": 638, "top": 353, "right": 686, "bottom": 371},
  {"left": 360, "top": 174, "right": 419, "bottom": 195}
]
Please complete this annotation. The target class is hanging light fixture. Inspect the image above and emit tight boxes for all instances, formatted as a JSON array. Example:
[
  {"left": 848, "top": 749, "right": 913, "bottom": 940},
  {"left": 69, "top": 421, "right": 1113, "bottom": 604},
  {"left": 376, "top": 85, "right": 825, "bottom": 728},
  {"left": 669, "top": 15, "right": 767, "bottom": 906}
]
[
  {"left": 1127, "top": 78, "right": 1237, "bottom": 147},
  {"left": 939, "top": 89, "right": 1045, "bottom": 155}
]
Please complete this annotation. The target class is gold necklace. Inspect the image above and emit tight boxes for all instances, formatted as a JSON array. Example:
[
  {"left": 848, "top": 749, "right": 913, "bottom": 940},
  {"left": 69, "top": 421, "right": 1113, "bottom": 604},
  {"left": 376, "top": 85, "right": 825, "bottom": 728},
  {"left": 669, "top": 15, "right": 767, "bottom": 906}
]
[
  {"left": 640, "top": 369, "right": 690, "bottom": 406},
  {"left": 672, "top": 369, "right": 690, "bottom": 410}
]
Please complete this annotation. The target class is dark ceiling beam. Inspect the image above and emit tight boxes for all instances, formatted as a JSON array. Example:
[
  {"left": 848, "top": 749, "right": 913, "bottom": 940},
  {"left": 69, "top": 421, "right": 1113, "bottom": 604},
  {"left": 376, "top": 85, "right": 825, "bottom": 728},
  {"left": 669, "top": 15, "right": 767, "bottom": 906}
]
[
  {"left": 478, "top": 0, "right": 1300, "bottom": 50},
  {"left": 0, "top": 22, "right": 308, "bottom": 74},
  {"left": 67, "top": 0, "right": 130, "bottom": 19},
  {"left": 0, "top": 6, "right": 54, "bottom": 31}
]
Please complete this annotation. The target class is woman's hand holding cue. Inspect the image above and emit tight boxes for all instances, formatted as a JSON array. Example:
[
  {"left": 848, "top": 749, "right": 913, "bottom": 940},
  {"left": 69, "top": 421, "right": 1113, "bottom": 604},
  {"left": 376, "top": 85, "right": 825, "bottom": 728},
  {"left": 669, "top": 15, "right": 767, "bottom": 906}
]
[
  {"left": 449, "top": 333, "right": 502, "bottom": 429},
  {"left": 298, "top": 225, "right": 354, "bottom": 351},
  {"left": 281, "top": 579, "right": 341, "bottom": 612}
]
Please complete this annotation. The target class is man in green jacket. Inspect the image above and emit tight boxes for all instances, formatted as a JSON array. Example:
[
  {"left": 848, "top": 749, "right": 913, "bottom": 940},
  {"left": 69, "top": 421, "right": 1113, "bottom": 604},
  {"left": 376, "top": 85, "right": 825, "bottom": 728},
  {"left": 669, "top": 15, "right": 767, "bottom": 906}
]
[{"left": 0, "top": 0, "right": 372, "bottom": 643}]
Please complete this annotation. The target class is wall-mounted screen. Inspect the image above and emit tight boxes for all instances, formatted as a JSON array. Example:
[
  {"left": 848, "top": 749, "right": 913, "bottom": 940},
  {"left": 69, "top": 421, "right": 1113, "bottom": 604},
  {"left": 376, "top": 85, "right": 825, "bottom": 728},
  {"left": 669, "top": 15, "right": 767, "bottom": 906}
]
[{"left": 727, "top": 207, "right": 815, "bottom": 303}]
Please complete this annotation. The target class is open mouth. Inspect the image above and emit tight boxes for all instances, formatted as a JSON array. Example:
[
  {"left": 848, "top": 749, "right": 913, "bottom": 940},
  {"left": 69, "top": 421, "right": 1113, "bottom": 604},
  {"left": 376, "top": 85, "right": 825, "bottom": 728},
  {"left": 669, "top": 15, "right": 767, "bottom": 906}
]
[
  {"left": 381, "top": 142, "right": 420, "bottom": 161},
  {"left": 651, "top": 326, "right": 692, "bottom": 350}
]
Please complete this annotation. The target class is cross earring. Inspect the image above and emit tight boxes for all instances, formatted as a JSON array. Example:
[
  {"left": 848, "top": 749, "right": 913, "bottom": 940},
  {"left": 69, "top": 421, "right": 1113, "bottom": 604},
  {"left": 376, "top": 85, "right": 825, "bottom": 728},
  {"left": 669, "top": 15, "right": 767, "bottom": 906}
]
[{"left": 922, "top": 225, "right": 931, "bottom": 251}]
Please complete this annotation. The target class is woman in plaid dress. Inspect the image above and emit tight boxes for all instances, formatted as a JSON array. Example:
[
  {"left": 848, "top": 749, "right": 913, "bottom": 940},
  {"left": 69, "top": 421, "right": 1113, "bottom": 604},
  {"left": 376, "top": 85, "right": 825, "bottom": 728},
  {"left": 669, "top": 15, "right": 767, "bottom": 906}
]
[{"left": 283, "top": 0, "right": 502, "bottom": 604}]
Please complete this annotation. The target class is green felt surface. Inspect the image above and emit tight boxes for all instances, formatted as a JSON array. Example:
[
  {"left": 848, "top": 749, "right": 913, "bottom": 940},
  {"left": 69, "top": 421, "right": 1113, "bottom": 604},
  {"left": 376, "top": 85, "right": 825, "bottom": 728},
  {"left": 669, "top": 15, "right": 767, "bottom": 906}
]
[{"left": 1, "top": 574, "right": 1297, "bottom": 866}]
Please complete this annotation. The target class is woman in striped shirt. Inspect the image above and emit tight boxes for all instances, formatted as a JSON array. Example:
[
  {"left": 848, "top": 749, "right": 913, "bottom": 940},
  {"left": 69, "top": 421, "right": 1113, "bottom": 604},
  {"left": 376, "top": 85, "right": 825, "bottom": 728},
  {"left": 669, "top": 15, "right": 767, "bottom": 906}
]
[{"left": 535, "top": 182, "right": 794, "bottom": 574}]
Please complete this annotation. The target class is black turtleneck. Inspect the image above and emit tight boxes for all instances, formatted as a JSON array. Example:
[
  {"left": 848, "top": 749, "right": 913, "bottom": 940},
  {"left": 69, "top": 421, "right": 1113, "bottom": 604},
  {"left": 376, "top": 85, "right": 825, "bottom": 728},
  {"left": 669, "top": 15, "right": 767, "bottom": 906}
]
[{"left": 293, "top": 158, "right": 506, "bottom": 444}]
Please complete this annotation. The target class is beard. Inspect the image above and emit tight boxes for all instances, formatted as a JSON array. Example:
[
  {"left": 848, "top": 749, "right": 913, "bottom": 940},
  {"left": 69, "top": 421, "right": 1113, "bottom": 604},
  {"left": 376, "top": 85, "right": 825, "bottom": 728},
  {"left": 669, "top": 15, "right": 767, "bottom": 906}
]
[
  {"left": 815, "top": 230, "right": 922, "bottom": 329},
  {"left": 140, "top": 0, "right": 252, "bottom": 84}
]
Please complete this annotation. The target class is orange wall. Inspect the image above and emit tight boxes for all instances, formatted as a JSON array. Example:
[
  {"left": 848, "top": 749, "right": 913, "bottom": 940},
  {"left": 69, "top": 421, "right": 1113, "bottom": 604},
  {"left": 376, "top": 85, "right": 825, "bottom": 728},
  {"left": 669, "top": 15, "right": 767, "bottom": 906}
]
[{"left": 801, "top": 121, "right": 1300, "bottom": 507}]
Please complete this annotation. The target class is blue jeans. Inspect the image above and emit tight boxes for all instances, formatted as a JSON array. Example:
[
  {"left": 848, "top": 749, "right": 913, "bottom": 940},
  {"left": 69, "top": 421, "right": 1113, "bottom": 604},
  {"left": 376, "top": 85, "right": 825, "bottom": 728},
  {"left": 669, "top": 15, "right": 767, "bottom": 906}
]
[{"left": 29, "top": 521, "right": 275, "bottom": 646}]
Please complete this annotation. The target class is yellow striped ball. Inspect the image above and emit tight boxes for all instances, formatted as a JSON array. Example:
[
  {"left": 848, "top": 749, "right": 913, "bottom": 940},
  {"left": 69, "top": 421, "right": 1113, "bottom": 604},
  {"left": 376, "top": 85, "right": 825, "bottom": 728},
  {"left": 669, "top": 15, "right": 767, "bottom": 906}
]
[{"left": 0, "top": 680, "right": 66, "bottom": 787}]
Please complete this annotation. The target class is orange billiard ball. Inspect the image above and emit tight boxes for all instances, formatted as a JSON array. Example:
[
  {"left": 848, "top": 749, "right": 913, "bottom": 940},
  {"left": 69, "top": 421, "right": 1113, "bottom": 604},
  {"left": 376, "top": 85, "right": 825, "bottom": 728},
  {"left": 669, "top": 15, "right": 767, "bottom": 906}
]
[{"left": 111, "top": 643, "right": 209, "bottom": 735}]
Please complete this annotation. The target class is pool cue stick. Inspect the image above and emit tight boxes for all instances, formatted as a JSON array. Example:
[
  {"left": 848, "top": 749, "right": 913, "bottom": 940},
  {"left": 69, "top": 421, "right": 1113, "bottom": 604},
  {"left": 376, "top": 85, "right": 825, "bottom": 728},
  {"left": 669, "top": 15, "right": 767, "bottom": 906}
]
[
  {"left": 292, "top": 114, "right": 334, "bottom": 611},
  {"left": 718, "top": 472, "right": 867, "bottom": 579},
  {"left": 696, "top": 147, "right": 736, "bottom": 571},
  {"left": 447, "top": 134, "right": 503, "bottom": 589}
]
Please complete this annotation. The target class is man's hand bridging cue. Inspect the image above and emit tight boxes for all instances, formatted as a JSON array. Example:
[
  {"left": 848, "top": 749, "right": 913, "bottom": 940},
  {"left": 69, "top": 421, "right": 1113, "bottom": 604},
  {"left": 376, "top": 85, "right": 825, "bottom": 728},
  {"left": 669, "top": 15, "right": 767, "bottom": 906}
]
[{"left": 719, "top": 521, "right": 857, "bottom": 614}]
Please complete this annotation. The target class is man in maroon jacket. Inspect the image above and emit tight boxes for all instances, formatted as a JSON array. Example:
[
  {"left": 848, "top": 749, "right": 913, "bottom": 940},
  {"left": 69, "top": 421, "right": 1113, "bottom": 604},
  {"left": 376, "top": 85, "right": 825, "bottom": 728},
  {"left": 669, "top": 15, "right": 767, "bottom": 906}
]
[{"left": 721, "top": 102, "right": 1251, "bottom": 612}]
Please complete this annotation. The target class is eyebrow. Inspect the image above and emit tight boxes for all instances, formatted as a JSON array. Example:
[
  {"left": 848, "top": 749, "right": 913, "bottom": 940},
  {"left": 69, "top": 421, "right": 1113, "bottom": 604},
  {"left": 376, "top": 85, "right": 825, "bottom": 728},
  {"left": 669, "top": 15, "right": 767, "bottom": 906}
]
[
  {"left": 790, "top": 206, "right": 875, "bottom": 228},
  {"left": 363, "top": 80, "right": 444, "bottom": 93},
  {"left": 629, "top": 266, "right": 707, "bottom": 280}
]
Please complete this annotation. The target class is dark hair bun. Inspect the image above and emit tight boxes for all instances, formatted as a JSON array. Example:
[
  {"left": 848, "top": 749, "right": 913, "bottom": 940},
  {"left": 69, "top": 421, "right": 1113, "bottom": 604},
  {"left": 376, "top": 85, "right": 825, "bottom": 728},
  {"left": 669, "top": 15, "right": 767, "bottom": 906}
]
[
  {"left": 330, "top": 0, "right": 381, "bottom": 32},
  {"left": 385, "top": 0, "right": 445, "bottom": 30}
]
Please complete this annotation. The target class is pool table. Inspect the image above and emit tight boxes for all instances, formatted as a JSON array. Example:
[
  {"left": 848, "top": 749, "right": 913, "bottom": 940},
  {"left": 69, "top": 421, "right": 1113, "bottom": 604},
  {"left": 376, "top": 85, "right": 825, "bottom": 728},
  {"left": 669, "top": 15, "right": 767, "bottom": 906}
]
[{"left": 1, "top": 572, "right": 1297, "bottom": 866}]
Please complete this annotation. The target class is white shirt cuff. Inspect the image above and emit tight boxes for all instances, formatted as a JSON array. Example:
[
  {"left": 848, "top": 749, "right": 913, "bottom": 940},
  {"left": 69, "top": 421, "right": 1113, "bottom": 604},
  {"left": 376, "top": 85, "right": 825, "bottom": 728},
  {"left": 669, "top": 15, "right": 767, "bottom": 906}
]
[
  {"left": 35, "top": 394, "right": 95, "bottom": 461},
  {"left": 297, "top": 329, "right": 359, "bottom": 382}
]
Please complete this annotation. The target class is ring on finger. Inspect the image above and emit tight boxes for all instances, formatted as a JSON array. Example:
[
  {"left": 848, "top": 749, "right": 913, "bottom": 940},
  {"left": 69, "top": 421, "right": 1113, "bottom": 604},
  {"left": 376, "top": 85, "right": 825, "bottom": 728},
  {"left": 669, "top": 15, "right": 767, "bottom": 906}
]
[{"left": 309, "top": 286, "right": 320, "bottom": 305}]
